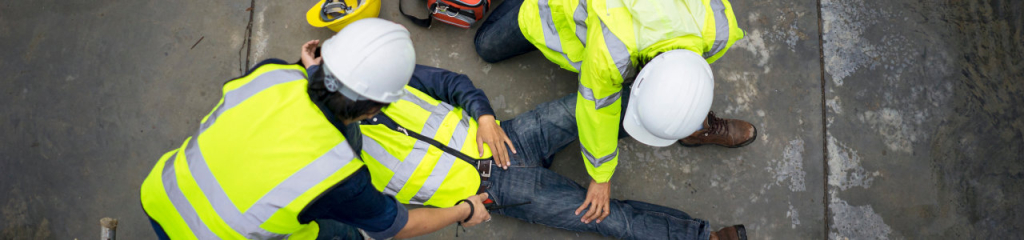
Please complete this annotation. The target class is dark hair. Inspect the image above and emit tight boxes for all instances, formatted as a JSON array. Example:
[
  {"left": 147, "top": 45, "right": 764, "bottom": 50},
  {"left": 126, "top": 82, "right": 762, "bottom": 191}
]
[{"left": 308, "top": 66, "right": 388, "bottom": 121}]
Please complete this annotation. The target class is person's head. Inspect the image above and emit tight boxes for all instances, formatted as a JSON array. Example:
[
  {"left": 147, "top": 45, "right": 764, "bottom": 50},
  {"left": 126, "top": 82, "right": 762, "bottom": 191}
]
[
  {"left": 310, "top": 18, "right": 416, "bottom": 124},
  {"left": 622, "top": 49, "right": 714, "bottom": 147}
]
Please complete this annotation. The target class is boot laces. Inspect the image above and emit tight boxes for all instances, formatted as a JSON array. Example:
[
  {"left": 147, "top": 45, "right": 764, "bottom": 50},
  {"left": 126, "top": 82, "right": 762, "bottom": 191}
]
[{"left": 706, "top": 111, "right": 728, "bottom": 135}]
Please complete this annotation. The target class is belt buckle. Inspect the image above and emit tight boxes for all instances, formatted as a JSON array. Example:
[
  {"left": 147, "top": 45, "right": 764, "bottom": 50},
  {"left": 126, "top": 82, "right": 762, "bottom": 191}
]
[{"left": 478, "top": 160, "right": 492, "bottom": 178}]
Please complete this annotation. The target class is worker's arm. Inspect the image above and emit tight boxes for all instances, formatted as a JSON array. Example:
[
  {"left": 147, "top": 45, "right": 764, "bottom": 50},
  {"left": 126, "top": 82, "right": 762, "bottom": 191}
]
[
  {"left": 407, "top": 65, "right": 516, "bottom": 167},
  {"left": 573, "top": 16, "right": 634, "bottom": 224},
  {"left": 573, "top": 60, "right": 622, "bottom": 225},
  {"left": 407, "top": 65, "right": 496, "bottom": 120},
  {"left": 395, "top": 193, "right": 491, "bottom": 239},
  {"left": 300, "top": 169, "right": 491, "bottom": 239},
  {"left": 299, "top": 169, "right": 407, "bottom": 239}
]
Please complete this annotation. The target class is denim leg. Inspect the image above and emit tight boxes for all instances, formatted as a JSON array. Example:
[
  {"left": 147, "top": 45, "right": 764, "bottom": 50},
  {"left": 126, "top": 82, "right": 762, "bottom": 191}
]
[
  {"left": 500, "top": 94, "right": 578, "bottom": 168},
  {"left": 486, "top": 166, "right": 710, "bottom": 240},
  {"left": 474, "top": 0, "right": 536, "bottom": 63}
]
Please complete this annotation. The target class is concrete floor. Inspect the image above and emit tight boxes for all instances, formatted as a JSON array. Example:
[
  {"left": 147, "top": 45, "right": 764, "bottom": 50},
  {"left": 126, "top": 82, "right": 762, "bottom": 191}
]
[{"left": 0, "top": 0, "right": 1020, "bottom": 239}]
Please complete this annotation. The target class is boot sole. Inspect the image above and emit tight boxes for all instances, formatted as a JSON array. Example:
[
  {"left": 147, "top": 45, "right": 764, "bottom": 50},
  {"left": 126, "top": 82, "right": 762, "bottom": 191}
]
[
  {"left": 736, "top": 224, "right": 747, "bottom": 240},
  {"left": 678, "top": 126, "right": 758, "bottom": 148}
]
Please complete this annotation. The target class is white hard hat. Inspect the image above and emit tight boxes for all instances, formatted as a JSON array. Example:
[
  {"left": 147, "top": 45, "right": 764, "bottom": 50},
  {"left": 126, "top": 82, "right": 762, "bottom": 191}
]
[
  {"left": 622, "top": 49, "right": 714, "bottom": 147},
  {"left": 321, "top": 18, "right": 415, "bottom": 103}
]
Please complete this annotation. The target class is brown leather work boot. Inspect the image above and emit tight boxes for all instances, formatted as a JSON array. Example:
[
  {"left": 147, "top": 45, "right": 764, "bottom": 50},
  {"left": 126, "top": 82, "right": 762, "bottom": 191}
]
[
  {"left": 710, "top": 225, "right": 747, "bottom": 240},
  {"left": 678, "top": 112, "right": 756, "bottom": 148}
]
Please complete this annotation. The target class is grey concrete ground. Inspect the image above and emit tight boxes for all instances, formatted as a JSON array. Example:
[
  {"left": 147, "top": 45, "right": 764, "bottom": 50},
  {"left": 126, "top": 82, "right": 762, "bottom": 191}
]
[
  {"left": 0, "top": 0, "right": 1019, "bottom": 239},
  {"left": 821, "top": 0, "right": 1023, "bottom": 238}
]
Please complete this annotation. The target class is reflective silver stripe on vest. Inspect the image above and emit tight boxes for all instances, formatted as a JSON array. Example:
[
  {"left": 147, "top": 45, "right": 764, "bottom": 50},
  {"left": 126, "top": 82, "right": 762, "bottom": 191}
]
[
  {"left": 162, "top": 151, "right": 220, "bottom": 239},
  {"left": 410, "top": 151, "right": 457, "bottom": 204},
  {"left": 360, "top": 135, "right": 401, "bottom": 177},
  {"left": 380, "top": 139, "right": 431, "bottom": 196},
  {"left": 361, "top": 137, "right": 400, "bottom": 173},
  {"left": 197, "top": 70, "right": 303, "bottom": 134},
  {"left": 582, "top": 145, "right": 617, "bottom": 168},
  {"left": 164, "top": 69, "right": 358, "bottom": 239},
  {"left": 573, "top": 0, "right": 588, "bottom": 45},
  {"left": 252, "top": 142, "right": 356, "bottom": 222},
  {"left": 578, "top": 83, "right": 621, "bottom": 109},
  {"left": 361, "top": 135, "right": 431, "bottom": 196},
  {"left": 600, "top": 20, "right": 633, "bottom": 80},
  {"left": 703, "top": 0, "right": 730, "bottom": 58},
  {"left": 448, "top": 110, "right": 473, "bottom": 151},
  {"left": 409, "top": 110, "right": 473, "bottom": 204},
  {"left": 539, "top": 0, "right": 583, "bottom": 70},
  {"left": 365, "top": 93, "right": 476, "bottom": 204},
  {"left": 377, "top": 93, "right": 453, "bottom": 196}
]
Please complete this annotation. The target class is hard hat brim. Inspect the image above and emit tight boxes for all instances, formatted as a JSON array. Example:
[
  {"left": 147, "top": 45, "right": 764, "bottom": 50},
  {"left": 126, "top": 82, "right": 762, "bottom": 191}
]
[
  {"left": 319, "top": 18, "right": 415, "bottom": 103},
  {"left": 623, "top": 94, "right": 677, "bottom": 147}
]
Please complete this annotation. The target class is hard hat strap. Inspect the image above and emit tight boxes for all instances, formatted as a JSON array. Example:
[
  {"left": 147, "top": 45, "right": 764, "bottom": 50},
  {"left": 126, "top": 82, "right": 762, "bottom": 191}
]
[{"left": 320, "top": 0, "right": 353, "bottom": 21}]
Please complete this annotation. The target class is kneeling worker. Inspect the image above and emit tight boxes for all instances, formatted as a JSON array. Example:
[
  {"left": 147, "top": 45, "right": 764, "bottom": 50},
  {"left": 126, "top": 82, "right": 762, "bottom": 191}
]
[
  {"left": 139, "top": 19, "right": 490, "bottom": 239},
  {"left": 474, "top": 0, "right": 757, "bottom": 223}
]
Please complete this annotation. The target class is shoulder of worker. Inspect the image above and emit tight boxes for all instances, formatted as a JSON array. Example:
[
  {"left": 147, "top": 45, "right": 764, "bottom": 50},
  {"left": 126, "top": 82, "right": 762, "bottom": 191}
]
[{"left": 249, "top": 58, "right": 294, "bottom": 72}]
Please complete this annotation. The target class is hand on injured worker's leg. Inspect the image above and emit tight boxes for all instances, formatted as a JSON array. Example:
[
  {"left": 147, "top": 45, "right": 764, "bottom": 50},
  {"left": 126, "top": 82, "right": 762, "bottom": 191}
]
[{"left": 576, "top": 179, "right": 611, "bottom": 224}]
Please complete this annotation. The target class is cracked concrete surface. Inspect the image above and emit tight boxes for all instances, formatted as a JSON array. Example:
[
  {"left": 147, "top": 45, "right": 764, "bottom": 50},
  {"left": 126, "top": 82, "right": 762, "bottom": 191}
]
[{"left": 0, "top": 0, "right": 1021, "bottom": 239}]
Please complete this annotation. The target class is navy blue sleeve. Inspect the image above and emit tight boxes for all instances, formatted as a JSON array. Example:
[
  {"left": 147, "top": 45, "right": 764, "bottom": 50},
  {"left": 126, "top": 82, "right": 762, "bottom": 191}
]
[
  {"left": 306, "top": 64, "right": 320, "bottom": 79},
  {"left": 247, "top": 58, "right": 290, "bottom": 75},
  {"left": 299, "top": 168, "right": 408, "bottom": 239},
  {"left": 408, "top": 65, "right": 497, "bottom": 119}
]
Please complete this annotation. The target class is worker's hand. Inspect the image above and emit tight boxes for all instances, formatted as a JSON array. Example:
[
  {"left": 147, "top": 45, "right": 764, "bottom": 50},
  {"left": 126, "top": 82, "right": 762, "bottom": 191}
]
[
  {"left": 300, "top": 39, "right": 322, "bottom": 67},
  {"left": 460, "top": 192, "right": 492, "bottom": 227},
  {"left": 575, "top": 179, "right": 611, "bottom": 224},
  {"left": 476, "top": 114, "right": 516, "bottom": 169}
]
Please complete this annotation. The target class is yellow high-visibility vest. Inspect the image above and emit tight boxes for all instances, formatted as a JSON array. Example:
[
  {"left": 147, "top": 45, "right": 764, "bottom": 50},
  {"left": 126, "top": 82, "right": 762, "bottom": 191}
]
[
  {"left": 518, "top": 0, "right": 744, "bottom": 182},
  {"left": 140, "top": 63, "right": 365, "bottom": 239},
  {"left": 360, "top": 86, "right": 495, "bottom": 207}
]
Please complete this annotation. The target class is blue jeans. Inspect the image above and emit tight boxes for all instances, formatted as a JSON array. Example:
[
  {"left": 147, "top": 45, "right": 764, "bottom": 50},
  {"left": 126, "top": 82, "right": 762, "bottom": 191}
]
[
  {"left": 486, "top": 92, "right": 711, "bottom": 240},
  {"left": 474, "top": 0, "right": 536, "bottom": 63}
]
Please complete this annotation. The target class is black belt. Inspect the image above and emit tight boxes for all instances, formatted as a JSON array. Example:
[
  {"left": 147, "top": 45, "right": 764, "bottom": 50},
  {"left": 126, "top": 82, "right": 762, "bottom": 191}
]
[
  {"left": 384, "top": 123, "right": 495, "bottom": 193},
  {"left": 476, "top": 159, "right": 492, "bottom": 194}
]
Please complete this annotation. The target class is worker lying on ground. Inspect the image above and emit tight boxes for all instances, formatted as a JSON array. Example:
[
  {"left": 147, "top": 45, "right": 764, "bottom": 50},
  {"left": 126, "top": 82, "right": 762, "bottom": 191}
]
[
  {"left": 139, "top": 19, "right": 490, "bottom": 240},
  {"left": 297, "top": 24, "right": 747, "bottom": 240},
  {"left": 474, "top": 0, "right": 757, "bottom": 225}
]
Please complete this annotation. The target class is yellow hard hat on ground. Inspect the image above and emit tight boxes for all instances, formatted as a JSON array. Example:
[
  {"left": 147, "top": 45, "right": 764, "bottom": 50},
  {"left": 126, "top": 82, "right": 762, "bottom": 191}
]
[{"left": 307, "top": 0, "right": 381, "bottom": 32}]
